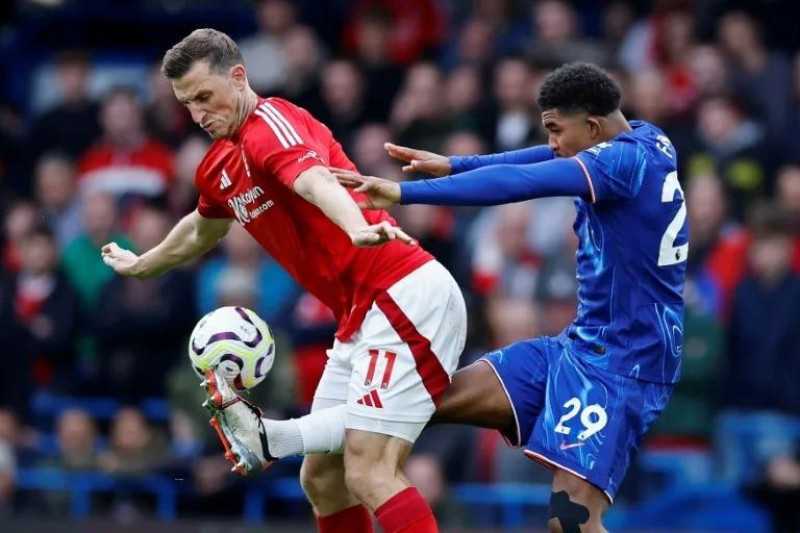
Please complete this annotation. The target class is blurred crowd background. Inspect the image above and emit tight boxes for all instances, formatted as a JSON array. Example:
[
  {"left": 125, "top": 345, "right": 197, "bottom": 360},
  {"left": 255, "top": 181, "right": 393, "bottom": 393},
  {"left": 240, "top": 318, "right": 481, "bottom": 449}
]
[{"left": 0, "top": 0, "right": 799, "bottom": 531}]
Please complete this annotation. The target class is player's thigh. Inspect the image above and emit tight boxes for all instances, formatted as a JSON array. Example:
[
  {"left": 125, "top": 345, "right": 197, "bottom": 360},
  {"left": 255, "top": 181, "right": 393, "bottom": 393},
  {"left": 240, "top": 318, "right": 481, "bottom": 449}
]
[
  {"left": 439, "top": 337, "right": 552, "bottom": 446},
  {"left": 430, "top": 359, "right": 515, "bottom": 432},
  {"left": 524, "top": 344, "right": 673, "bottom": 502},
  {"left": 548, "top": 469, "right": 610, "bottom": 533}
]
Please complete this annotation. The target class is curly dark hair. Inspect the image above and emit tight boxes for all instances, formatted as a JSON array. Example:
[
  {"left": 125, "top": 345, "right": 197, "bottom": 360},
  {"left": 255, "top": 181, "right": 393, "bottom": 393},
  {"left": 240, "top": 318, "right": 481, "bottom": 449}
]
[{"left": 537, "top": 62, "right": 621, "bottom": 116}]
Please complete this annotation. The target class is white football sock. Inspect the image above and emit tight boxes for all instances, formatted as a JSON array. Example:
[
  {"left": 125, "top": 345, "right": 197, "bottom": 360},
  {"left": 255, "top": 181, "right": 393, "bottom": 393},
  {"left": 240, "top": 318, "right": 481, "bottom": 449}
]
[{"left": 262, "top": 404, "right": 347, "bottom": 458}]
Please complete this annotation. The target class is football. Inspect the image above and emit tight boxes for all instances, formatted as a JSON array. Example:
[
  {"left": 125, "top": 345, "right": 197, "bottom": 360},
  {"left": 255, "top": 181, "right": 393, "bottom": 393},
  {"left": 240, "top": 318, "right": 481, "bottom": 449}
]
[{"left": 188, "top": 306, "right": 275, "bottom": 390}]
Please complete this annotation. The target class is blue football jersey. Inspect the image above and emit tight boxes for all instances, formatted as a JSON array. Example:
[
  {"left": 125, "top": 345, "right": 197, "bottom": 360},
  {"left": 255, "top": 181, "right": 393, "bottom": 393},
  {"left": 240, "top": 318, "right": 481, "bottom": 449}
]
[{"left": 567, "top": 120, "right": 687, "bottom": 384}]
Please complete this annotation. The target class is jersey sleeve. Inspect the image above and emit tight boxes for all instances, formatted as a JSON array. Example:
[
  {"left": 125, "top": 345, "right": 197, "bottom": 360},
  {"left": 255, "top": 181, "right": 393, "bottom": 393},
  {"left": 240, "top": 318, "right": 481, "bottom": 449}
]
[
  {"left": 248, "top": 100, "right": 327, "bottom": 189},
  {"left": 573, "top": 139, "right": 646, "bottom": 202},
  {"left": 450, "top": 145, "right": 556, "bottom": 174},
  {"left": 196, "top": 192, "right": 230, "bottom": 219}
]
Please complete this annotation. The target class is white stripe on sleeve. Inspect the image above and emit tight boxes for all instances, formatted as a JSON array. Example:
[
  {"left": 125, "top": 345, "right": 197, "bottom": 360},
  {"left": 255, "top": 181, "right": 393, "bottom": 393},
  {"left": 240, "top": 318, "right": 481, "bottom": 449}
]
[
  {"left": 262, "top": 102, "right": 303, "bottom": 145},
  {"left": 255, "top": 108, "right": 290, "bottom": 149}
]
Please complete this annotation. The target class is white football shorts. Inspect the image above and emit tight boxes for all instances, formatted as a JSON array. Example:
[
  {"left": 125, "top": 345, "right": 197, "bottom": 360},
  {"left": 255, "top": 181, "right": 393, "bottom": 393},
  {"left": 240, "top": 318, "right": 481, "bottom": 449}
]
[{"left": 311, "top": 260, "right": 467, "bottom": 442}]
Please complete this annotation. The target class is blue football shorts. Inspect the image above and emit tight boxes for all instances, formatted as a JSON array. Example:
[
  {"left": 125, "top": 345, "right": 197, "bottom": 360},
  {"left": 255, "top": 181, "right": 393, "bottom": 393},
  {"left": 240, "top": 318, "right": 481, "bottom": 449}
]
[{"left": 483, "top": 336, "right": 673, "bottom": 502}]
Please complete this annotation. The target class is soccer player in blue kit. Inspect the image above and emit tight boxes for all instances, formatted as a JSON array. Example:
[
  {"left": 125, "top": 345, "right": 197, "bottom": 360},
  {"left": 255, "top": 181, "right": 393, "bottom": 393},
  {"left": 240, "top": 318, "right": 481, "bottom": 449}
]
[{"left": 205, "top": 62, "right": 688, "bottom": 533}]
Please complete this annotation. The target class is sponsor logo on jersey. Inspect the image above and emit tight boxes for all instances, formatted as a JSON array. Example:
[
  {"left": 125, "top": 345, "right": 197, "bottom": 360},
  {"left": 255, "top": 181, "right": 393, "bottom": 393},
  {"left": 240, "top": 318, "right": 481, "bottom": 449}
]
[
  {"left": 227, "top": 186, "right": 274, "bottom": 225},
  {"left": 297, "top": 150, "right": 323, "bottom": 164},
  {"left": 559, "top": 441, "right": 585, "bottom": 451}
]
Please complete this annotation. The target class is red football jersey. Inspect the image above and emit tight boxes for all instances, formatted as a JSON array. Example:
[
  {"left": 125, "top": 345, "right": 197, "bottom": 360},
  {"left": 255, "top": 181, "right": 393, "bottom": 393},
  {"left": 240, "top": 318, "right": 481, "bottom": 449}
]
[{"left": 195, "top": 97, "right": 433, "bottom": 340}]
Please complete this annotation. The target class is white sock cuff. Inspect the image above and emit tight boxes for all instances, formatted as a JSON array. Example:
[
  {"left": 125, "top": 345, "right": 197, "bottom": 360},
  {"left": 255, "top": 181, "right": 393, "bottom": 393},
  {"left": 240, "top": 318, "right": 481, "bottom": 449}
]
[{"left": 297, "top": 404, "right": 347, "bottom": 455}]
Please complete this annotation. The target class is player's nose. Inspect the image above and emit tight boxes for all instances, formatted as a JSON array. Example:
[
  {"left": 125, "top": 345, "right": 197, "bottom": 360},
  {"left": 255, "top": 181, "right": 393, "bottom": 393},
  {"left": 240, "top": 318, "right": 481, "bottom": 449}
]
[{"left": 188, "top": 104, "right": 205, "bottom": 125}]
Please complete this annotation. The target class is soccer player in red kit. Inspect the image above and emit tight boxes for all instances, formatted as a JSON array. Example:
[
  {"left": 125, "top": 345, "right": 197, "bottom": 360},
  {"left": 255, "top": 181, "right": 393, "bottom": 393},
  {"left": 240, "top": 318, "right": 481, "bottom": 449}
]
[{"left": 101, "top": 29, "right": 466, "bottom": 533}]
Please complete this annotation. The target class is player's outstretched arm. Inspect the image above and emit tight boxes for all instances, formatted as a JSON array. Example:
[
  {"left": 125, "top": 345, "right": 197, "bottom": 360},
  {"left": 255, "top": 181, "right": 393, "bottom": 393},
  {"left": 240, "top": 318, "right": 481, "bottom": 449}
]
[
  {"left": 334, "top": 157, "right": 591, "bottom": 208},
  {"left": 293, "top": 165, "right": 415, "bottom": 247},
  {"left": 385, "top": 142, "right": 556, "bottom": 176},
  {"left": 102, "top": 210, "right": 231, "bottom": 279}
]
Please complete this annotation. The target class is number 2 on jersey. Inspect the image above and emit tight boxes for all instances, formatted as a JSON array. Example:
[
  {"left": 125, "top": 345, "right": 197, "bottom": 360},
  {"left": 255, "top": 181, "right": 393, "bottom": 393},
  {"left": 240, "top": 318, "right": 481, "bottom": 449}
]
[{"left": 658, "top": 171, "right": 688, "bottom": 266}]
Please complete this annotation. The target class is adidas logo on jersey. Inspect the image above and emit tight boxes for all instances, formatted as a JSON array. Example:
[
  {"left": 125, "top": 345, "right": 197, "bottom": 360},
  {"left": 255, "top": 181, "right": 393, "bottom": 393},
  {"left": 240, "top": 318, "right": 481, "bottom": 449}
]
[
  {"left": 220, "top": 170, "right": 233, "bottom": 189},
  {"left": 356, "top": 390, "right": 383, "bottom": 408}
]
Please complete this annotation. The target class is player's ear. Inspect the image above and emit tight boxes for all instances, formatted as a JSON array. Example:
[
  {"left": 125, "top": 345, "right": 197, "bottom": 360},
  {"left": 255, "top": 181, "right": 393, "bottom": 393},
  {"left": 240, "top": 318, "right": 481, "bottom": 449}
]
[
  {"left": 231, "top": 64, "right": 248, "bottom": 89},
  {"left": 587, "top": 117, "right": 601, "bottom": 140}
]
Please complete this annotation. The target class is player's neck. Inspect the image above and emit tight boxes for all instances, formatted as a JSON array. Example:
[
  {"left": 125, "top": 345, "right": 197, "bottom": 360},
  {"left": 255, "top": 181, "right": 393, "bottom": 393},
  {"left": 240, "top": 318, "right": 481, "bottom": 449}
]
[
  {"left": 601, "top": 110, "right": 632, "bottom": 140},
  {"left": 233, "top": 89, "right": 259, "bottom": 135}
]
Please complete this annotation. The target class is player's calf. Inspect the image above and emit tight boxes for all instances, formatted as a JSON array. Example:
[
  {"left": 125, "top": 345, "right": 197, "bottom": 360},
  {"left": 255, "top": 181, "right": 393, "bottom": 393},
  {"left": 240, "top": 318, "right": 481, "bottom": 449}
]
[{"left": 547, "top": 470, "right": 609, "bottom": 533}]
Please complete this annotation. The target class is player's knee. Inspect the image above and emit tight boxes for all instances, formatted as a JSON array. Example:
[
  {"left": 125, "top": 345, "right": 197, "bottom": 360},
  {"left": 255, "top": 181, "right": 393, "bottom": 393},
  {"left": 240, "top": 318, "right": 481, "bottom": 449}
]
[
  {"left": 300, "top": 458, "right": 343, "bottom": 503},
  {"left": 342, "top": 459, "right": 380, "bottom": 501}
]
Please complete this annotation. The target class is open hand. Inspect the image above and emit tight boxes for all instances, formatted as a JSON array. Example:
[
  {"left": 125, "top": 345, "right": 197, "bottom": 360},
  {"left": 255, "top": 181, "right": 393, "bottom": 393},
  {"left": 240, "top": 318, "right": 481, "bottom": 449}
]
[
  {"left": 349, "top": 221, "right": 416, "bottom": 247},
  {"left": 330, "top": 168, "right": 402, "bottom": 210},
  {"left": 384, "top": 142, "right": 450, "bottom": 177}
]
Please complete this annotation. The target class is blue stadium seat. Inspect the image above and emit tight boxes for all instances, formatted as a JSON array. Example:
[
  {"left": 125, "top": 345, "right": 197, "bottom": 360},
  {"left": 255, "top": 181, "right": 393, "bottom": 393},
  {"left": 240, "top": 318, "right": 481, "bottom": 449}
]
[
  {"left": 616, "top": 483, "right": 772, "bottom": 532},
  {"left": 16, "top": 468, "right": 178, "bottom": 521}
]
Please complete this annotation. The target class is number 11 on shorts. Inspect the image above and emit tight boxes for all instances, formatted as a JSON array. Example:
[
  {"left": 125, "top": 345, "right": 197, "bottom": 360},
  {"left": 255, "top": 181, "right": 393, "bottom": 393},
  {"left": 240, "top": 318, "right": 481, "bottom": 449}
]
[{"left": 365, "top": 350, "right": 397, "bottom": 389}]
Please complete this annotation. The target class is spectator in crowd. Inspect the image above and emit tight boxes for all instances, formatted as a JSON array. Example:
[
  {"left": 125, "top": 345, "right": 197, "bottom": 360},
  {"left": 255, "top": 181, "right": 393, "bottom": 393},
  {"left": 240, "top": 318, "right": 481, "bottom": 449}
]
[
  {"left": 0, "top": 227, "right": 81, "bottom": 397},
  {"left": 716, "top": 206, "right": 800, "bottom": 486},
  {"left": 686, "top": 95, "right": 770, "bottom": 221},
  {"left": 28, "top": 51, "right": 101, "bottom": 164},
  {"left": 279, "top": 26, "right": 325, "bottom": 114},
  {"left": 688, "top": 44, "right": 730, "bottom": 100},
  {"left": 777, "top": 164, "right": 800, "bottom": 214},
  {"left": 0, "top": 104, "right": 26, "bottom": 198},
  {"left": 348, "top": 5, "right": 405, "bottom": 123},
  {"left": 61, "top": 192, "right": 131, "bottom": 312},
  {"left": 684, "top": 174, "right": 748, "bottom": 316},
  {"left": 196, "top": 222, "right": 299, "bottom": 326},
  {"left": 443, "top": 65, "right": 484, "bottom": 133},
  {"left": 782, "top": 50, "right": 800, "bottom": 160},
  {"left": 484, "top": 57, "right": 538, "bottom": 152},
  {"left": 391, "top": 62, "right": 450, "bottom": 153},
  {"left": 169, "top": 135, "right": 207, "bottom": 218},
  {"left": 99, "top": 407, "right": 169, "bottom": 476},
  {"left": 35, "top": 153, "right": 83, "bottom": 250},
  {"left": 317, "top": 59, "right": 367, "bottom": 153},
  {"left": 343, "top": 0, "right": 445, "bottom": 66},
  {"left": 470, "top": 202, "right": 540, "bottom": 299},
  {"left": 238, "top": 0, "right": 298, "bottom": 94},
  {"left": 34, "top": 409, "right": 98, "bottom": 516},
  {"left": 528, "top": 0, "right": 610, "bottom": 68},
  {"left": 93, "top": 206, "right": 195, "bottom": 399},
  {"left": 53, "top": 409, "right": 98, "bottom": 471},
  {"left": 351, "top": 123, "right": 397, "bottom": 178},
  {"left": 144, "top": 62, "right": 191, "bottom": 149},
  {"left": 0, "top": 439, "right": 14, "bottom": 516},
  {"left": 77, "top": 87, "right": 174, "bottom": 215},
  {"left": 2, "top": 200, "right": 41, "bottom": 274},
  {"left": 717, "top": 11, "right": 794, "bottom": 142},
  {"left": 753, "top": 450, "right": 800, "bottom": 532}
]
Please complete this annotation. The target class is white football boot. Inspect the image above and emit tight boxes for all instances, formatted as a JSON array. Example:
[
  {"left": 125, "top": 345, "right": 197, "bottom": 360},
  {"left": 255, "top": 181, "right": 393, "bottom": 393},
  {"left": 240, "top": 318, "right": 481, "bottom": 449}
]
[{"left": 202, "top": 367, "right": 276, "bottom": 476}]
